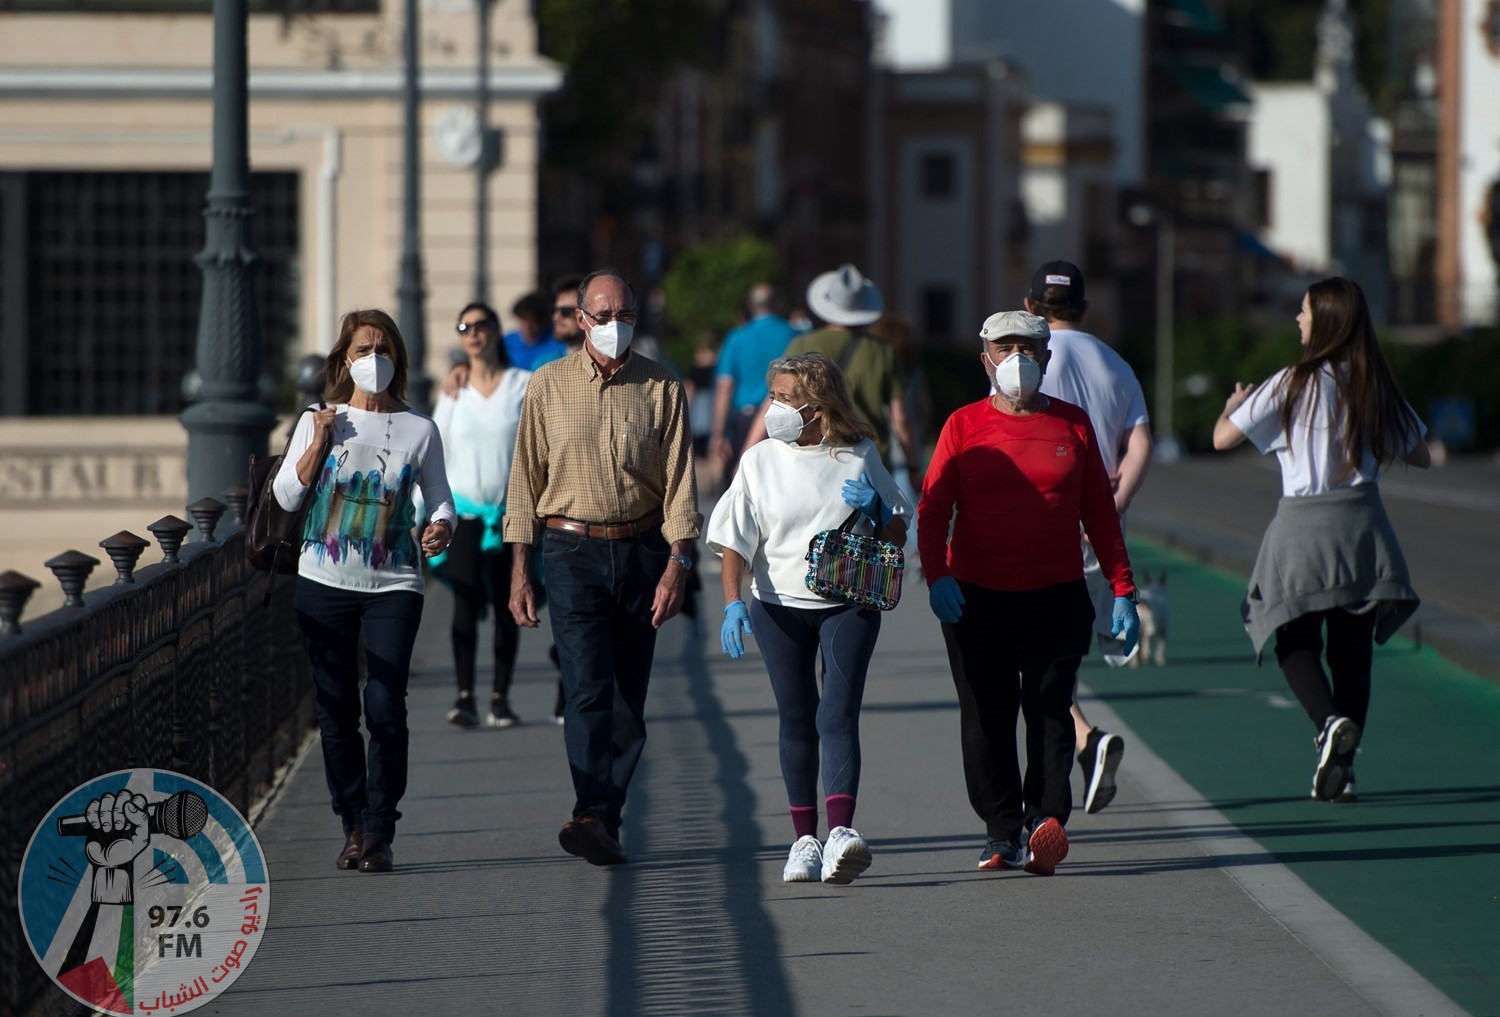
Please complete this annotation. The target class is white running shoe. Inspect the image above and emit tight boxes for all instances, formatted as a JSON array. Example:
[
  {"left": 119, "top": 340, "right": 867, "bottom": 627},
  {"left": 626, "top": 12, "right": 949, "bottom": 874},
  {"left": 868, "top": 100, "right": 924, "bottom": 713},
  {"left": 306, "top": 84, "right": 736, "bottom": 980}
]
[
  {"left": 821, "top": 826, "right": 872, "bottom": 885},
  {"left": 782, "top": 835, "right": 823, "bottom": 882}
]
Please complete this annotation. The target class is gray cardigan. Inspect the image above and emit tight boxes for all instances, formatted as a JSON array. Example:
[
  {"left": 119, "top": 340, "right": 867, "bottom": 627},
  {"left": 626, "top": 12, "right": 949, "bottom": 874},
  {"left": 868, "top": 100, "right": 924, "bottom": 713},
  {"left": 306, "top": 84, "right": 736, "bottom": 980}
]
[{"left": 1243, "top": 484, "right": 1418, "bottom": 660}]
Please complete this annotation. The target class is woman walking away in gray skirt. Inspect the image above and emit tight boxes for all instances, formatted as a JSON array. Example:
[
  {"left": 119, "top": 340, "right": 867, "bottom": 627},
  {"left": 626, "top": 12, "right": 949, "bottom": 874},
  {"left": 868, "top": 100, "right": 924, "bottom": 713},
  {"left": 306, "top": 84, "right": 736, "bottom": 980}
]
[{"left": 1213, "top": 277, "right": 1430, "bottom": 803}]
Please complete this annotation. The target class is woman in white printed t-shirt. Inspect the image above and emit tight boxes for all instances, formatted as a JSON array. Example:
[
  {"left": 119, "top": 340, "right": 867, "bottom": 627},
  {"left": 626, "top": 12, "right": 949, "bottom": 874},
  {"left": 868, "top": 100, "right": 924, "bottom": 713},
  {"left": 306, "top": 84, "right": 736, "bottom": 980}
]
[
  {"left": 432, "top": 301, "right": 532, "bottom": 730},
  {"left": 274, "top": 309, "right": 457, "bottom": 875},
  {"left": 706, "top": 353, "right": 912, "bottom": 886},
  {"left": 1213, "top": 277, "right": 1429, "bottom": 804}
]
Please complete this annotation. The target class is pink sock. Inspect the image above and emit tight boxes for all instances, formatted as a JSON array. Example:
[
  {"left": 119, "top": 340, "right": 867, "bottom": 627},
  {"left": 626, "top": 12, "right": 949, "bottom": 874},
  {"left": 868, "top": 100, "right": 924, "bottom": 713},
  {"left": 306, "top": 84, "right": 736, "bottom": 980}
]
[
  {"left": 790, "top": 806, "right": 818, "bottom": 839},
  {"left": 826, "top": 794, "right": 856, "bottom": 831}
]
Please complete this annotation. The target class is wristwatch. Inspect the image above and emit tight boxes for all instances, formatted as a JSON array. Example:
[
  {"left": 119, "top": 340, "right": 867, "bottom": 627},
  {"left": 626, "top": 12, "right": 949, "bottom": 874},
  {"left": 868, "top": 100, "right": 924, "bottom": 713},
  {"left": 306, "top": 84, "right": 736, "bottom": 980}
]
[
  {"left": 669, "top": 552, "right": 693, "bottom": 571},
  {"left": 1121, "top": 588, "right": 1139, "bottom": 604}
]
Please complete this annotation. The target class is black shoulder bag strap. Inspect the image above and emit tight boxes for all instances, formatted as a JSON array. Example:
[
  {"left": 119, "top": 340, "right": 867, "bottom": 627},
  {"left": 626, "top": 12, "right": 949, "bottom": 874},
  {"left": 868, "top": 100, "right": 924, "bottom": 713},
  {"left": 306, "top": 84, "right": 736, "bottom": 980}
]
[
  {"left": 837, "top": 331, "right": 865, "bottom": 373},
  {"left": 262, "top": 401, "right": 326, "bottom": 605}
]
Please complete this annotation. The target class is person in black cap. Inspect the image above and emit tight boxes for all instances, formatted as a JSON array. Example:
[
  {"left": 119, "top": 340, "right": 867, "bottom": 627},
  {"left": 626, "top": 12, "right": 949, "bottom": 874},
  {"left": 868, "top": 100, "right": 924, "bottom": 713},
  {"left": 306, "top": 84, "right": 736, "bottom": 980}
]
[{"left": 1023, "top": 260, "right": 1155, "bottom": 815}]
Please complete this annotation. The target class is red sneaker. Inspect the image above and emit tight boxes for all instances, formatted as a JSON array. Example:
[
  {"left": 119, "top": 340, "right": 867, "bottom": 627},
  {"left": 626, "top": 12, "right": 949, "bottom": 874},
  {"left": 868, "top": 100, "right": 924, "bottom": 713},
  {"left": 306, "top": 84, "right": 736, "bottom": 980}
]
[{"left": 1023, "top": 818, "right": 1069, "bottom": 876}]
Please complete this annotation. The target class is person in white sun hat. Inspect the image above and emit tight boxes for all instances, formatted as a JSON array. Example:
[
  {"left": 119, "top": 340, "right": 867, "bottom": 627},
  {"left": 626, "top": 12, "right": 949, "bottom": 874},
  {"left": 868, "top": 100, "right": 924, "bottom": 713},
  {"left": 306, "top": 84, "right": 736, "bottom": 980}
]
[
  {"left": 743, "top": 264, "right": 920, "bottom": 477},
  {"left": 919, "top": 309, "right": 1140, "bottom": 878}
]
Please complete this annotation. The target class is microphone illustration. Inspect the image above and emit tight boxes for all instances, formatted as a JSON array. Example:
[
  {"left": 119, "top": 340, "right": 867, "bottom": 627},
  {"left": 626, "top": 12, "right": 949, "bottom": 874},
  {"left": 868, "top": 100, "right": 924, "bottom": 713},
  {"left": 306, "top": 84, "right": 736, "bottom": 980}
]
[{"left": 56, "top": 791, "right": 209, "bottom": 840}]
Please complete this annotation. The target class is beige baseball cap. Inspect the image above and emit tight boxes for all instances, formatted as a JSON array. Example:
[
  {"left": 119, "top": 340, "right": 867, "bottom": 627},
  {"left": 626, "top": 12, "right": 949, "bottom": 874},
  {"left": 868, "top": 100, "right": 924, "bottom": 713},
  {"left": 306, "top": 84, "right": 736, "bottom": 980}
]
[{"left": 979, "top": 310, "right": 1049, "bottom": 343}]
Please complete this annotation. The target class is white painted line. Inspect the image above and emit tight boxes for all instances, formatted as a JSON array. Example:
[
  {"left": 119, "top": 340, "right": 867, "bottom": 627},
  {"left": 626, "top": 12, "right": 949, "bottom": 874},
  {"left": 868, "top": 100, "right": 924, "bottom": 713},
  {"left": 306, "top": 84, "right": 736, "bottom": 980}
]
[{"left": 1079, "top": 681, "right": 1470, "bottom": 1017}]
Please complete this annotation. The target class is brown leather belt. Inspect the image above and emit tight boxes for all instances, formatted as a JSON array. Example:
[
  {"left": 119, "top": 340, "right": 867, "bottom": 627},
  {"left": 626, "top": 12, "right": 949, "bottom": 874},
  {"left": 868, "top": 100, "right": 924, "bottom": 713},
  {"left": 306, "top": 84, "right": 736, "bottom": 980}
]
[{"left": 544, "top": 507, "right": 664, "bottom": 541}]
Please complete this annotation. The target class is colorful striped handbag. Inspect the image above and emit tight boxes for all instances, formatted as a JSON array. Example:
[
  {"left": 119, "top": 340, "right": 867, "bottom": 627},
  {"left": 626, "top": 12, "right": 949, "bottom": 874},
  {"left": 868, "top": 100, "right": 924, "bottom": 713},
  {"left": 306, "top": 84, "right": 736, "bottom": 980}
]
[{"left": 803, "top": 501, "right": 904, "bottom": 611}]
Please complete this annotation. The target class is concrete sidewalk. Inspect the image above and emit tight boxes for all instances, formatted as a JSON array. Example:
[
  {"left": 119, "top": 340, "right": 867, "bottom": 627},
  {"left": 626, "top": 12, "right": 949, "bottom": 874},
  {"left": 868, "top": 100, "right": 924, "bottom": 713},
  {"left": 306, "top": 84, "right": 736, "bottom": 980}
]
[{"left": 212, "top": 567, "right": 1450, "bottom": 1016}]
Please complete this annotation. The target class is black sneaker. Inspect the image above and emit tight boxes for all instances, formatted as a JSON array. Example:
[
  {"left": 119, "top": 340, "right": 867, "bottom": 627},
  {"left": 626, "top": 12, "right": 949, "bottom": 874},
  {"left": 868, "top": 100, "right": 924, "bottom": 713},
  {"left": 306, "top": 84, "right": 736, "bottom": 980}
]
[
  {"left": 446, "top": 693, "right": 479, "bottom": 728},
  {"left": 978, "top": 835, "right": 1028, "bottom": 870},
  {"left": 1312, "top": 716, "right": 1361, "bottom": 801},
  {"left": 1078, "top": 727, "right": 1125, "bottom": 814},
  {"left": 485, "top": 702, "right": 520, "bottom": 728}
]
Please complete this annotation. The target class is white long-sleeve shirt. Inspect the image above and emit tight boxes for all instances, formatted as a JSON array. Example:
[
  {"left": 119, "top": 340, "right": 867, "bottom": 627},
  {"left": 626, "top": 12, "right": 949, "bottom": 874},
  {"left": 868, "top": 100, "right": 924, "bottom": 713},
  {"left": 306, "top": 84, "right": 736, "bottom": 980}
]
[
  {"left": 273, "top": 404, "right": 457, "bottom": 593},
  {"left": 706, "top": 437, "right": 912, "bottom": 609},
  {"left": 431, "top": 369, "right": 531, "bottom": 508}
]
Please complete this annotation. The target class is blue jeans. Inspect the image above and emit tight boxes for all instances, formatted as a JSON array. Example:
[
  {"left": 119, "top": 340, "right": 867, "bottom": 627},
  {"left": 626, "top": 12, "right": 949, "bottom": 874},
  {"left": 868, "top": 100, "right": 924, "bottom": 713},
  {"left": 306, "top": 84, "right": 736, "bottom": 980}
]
[
  {"left": 544, "top": 525, "right": 669, "bottom": 835},
  {"left": 749, "top": 599, "right": 881, "bottom": 806},
  {"left": 295, "top": 578, "right": 425, "bottom": 841}
]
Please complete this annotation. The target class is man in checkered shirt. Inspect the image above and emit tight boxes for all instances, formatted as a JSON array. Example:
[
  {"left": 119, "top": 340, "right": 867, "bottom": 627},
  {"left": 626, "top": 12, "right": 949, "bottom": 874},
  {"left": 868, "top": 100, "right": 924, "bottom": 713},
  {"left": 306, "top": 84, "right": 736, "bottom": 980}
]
[{"left": 504, "top": 269, "right": 701, "bottom": 867}]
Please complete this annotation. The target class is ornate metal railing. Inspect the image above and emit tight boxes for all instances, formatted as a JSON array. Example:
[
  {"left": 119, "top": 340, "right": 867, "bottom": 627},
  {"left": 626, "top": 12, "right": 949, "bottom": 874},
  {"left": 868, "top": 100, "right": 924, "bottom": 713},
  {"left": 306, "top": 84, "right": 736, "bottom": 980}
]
[{"left": 0, "top": 491, "right": 313, "bottom": 1016}]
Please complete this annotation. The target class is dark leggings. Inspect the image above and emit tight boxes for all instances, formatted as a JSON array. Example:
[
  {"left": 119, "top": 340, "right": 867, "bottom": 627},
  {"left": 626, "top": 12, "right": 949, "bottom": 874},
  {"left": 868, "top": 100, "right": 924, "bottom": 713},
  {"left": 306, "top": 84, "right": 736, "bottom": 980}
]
[
  {"left": 447, "top": 521, "right": 518, "bottom": 699},
  {"left": 1274, "top": 608, "right": 1378, "bottom": 732},
  {"left": 749, "top": 599, "right": 881, "bottom": 807}
]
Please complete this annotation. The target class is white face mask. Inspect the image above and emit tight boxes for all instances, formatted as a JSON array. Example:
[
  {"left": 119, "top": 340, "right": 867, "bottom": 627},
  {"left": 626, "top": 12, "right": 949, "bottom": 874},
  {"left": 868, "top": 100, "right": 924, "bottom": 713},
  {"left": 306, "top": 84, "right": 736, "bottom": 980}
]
[
  {"left": 588, "top": 320, "right": 634, "bottom": 360},
  {"left": 988, "top": 352, "right": 1042, "bottom": 402},
  {"left": 348, "top": 353, "right": 395, "bottom": 395},
  {"left": 764, "top": 400, "right": 811, "bottom": 443}
]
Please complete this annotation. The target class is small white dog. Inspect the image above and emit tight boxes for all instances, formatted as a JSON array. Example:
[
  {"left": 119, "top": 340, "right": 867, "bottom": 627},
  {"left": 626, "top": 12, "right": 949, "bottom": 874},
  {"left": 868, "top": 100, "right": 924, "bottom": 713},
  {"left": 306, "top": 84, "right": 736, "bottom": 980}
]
[{"left": 1131, "top": 572, "right": 1169, "bottom": 667}]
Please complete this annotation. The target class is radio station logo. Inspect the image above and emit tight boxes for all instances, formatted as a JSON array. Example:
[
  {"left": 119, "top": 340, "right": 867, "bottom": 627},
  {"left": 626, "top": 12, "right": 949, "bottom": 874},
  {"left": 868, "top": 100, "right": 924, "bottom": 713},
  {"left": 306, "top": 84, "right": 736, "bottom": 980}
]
[{"left": 18, "top": 769, "right": 271, "bottom": 1015}]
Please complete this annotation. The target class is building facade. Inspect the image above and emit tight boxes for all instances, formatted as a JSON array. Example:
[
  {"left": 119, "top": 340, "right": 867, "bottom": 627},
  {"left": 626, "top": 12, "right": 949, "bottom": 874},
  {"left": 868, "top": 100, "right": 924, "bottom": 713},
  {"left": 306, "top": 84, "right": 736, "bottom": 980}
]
[
  {"left": 0, "top": 0, "right": 561, "bottom": 418},
  {"left": 1247, "top": 0, "right": 1391, "bottom": 318},
  {"left": 868, "top": 63, "right": 1028, "bottom": 346},
  {"left": 1450, "top": 0, "right": 1500, "bottom": 324},
  {"left": 0, "top": 0, "right": 559, "bottom": 611}
]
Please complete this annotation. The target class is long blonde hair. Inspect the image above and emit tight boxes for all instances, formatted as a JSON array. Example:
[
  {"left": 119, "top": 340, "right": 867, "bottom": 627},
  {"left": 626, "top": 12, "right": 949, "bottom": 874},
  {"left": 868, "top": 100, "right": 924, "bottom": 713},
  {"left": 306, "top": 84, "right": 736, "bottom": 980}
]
[{"left": 766, "top": 352, "right": 875, "bottom": 449}]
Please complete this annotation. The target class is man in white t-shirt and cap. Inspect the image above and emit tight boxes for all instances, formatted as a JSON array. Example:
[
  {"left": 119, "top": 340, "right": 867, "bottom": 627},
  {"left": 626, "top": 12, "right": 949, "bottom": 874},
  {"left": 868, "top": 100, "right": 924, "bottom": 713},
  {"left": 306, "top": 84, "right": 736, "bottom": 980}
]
[{"left": 1024, "top": 260, "right": 1154, "bottom": 815}]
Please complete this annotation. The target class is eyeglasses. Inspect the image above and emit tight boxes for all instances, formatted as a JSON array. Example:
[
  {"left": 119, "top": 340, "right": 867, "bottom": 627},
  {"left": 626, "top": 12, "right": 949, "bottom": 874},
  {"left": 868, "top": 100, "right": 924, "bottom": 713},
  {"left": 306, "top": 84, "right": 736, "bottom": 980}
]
[
  {"left": 551, "top": 305, "right": 578, "bottom": 318},
  {"left": 456, "top": 318, "right": 497, "bottom": 335},
  {"left": 579, "top": 308, "right": 638, "bottom": 326}
]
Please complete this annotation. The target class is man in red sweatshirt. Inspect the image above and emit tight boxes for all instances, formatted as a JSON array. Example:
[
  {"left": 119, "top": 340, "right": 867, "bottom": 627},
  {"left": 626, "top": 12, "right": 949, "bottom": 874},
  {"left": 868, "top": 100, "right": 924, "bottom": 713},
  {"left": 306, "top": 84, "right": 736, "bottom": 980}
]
[{"left": 918, "top": 310, "right": 1140, "bottom": 875}]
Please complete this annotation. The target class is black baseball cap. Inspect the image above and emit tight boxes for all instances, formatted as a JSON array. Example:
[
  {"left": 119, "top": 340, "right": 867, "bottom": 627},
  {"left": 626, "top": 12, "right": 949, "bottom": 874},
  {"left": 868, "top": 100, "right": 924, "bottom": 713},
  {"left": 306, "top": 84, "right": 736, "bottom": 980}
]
[{"left": 1029, "top": 260, "right": 1086, "bottom": 305}]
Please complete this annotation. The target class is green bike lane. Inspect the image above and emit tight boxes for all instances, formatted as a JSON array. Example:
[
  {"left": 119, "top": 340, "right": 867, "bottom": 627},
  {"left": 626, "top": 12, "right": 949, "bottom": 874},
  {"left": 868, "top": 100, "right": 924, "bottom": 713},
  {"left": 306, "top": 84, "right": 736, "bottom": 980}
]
[{"left": 1087, "top": 537, "right": 1500, "bottom": 1015}]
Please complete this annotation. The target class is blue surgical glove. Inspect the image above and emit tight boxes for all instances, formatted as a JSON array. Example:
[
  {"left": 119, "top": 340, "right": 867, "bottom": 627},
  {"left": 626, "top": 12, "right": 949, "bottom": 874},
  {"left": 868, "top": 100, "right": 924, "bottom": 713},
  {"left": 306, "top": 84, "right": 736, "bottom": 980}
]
[
  {"left": 841, "top": 471, "right": 894, "bottom": 526},
  {"left": 1111, "top": 597, "right": 1140, "bottom": 658},
  {"left": 928, "top": 576, "right": 965, "bottom": 624},
  {"left": 721, "top": 600, "right": 753, "bottom": 659}
]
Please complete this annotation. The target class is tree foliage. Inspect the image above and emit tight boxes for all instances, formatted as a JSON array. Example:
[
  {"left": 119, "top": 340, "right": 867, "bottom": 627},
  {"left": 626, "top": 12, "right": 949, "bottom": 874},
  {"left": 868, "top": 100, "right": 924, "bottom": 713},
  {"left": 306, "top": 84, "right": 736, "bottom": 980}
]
[
  {"left": 536, "top": 0, "right": 723, "bottom": 166},
  {"left": 660, "top": 235, "right": 779, "bottom": 363}
]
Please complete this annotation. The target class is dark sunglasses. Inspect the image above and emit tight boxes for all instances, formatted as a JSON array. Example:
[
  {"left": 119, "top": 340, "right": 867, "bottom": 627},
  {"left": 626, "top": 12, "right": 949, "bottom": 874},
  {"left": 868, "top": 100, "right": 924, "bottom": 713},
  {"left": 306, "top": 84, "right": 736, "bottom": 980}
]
[
  {"left": 551, "top": 305, "right": 578, "bottom": 317},
  {"left": 456, "top": 318, "right": 498, "bottom": 335}
]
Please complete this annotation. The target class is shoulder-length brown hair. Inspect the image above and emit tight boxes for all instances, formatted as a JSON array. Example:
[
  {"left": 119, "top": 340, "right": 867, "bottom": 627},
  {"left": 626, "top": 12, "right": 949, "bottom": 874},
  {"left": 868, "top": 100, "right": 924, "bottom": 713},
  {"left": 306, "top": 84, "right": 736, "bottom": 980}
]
[
  {"left": 1277, "top": 277, "right": 1420, "bottom": 474},
  {"left": 766, "top": 352, "right": 876, "bottom": 450},
  {"left": 323, "top": 309, "right": 410, "bottom": 404}
]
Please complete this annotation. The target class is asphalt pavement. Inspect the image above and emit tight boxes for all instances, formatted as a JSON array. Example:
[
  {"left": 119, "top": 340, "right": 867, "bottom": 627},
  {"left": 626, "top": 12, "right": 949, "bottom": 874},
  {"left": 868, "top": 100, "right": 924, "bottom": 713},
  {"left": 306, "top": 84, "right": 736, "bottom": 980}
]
[{"left": 186, "top": 450, "right": 1500, "bottom": 1017}]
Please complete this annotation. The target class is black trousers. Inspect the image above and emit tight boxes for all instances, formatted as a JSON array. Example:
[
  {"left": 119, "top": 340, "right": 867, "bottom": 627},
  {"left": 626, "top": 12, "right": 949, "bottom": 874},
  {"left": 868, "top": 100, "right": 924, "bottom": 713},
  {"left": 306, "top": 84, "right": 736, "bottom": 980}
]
[
  {"left": 1274, "top": 608, "right": 1378, "bottom": 732},
  {"left": 942, "top": 579, "right": 1093, "bottom": 842},
  {"left": 444, "top": 518, "right": 519, "bottom": 699}
]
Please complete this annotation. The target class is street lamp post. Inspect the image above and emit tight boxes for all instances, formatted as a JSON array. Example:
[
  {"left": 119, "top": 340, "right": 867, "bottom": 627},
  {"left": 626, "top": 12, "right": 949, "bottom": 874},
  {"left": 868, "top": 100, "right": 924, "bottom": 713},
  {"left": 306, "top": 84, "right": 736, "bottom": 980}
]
[
  {"left": 1132, "top": 201, "right": 1180, "bottom": 461},
  {"left": 1153, "top": 212, "right": 1180, "bottom": 461},
  {"left": 183, "top": 0, "right": 276, "bottom": 504},
  {"left": 398, "top": 0, "right": 431, "bottom": 408},
  {"left": 473, "top": 0, "right": 492, "bottom": 304}
]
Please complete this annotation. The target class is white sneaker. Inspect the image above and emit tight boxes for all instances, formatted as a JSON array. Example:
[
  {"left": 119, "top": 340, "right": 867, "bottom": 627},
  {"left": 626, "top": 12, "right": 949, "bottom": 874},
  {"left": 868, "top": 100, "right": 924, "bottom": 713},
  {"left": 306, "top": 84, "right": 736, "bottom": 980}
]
[
  {"left": 782, "top": 835, "right": 823, "bottom": 882},
  {"left": 821, "top": 826, "right": 872, "bottom": 885}
]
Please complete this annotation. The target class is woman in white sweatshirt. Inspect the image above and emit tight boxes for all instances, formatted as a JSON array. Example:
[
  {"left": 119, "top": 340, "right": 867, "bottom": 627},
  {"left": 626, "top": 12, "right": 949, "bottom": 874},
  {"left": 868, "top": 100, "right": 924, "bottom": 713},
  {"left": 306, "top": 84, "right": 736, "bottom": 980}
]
[
  {"left": 706, "top": 353, "right": 911, "bottom": 886},
  {"left": 274, "top": 308, "right": 456, "bottom": 874},
  {"left": 432, "top": 301, "right": 532, "bottom": 729}
]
